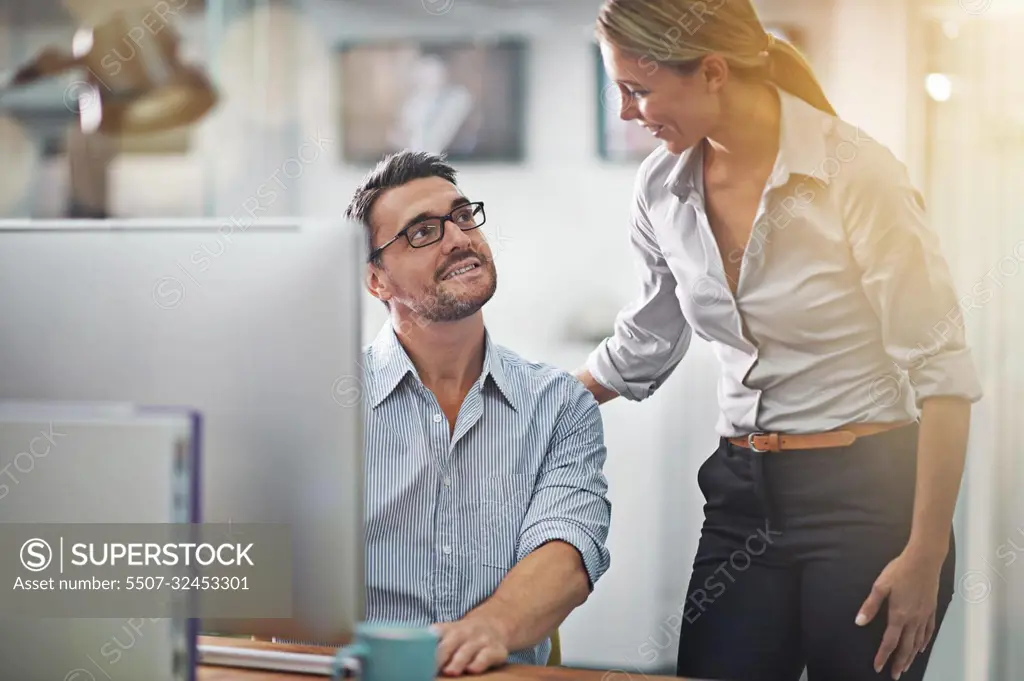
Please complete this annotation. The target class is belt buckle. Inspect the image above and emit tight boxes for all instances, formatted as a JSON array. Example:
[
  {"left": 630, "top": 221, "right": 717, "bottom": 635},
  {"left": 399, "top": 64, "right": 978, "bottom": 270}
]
[{"left": 747, "top": 432, "right": 769, "bottom": 453}]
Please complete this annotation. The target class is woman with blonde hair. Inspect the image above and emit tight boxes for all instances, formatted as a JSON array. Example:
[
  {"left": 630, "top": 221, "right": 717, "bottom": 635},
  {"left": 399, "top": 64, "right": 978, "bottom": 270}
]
[{"left": 576, "top": 1, "right": 982, "bottom": 679}]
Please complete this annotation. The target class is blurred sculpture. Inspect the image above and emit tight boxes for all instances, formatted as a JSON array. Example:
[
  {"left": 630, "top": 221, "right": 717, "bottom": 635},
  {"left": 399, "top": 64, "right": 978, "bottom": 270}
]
[
  {"left": 4, "top": 7, "right": 216, "bottom": 135},
  {"left": 0, "top": 3, "right": 217, "bottom": 216}
]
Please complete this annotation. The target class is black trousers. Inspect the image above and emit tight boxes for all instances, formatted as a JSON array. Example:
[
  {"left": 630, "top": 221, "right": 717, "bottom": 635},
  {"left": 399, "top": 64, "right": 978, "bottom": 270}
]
[{"left": 676, "top": 424, "right": 956, "bottom": 680}]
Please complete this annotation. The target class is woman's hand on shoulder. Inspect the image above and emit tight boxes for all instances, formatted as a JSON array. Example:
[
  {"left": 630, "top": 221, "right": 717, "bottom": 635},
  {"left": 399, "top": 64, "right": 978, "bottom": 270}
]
[{"left": 573, "top": 368, "right": 619, "bottom": 405}]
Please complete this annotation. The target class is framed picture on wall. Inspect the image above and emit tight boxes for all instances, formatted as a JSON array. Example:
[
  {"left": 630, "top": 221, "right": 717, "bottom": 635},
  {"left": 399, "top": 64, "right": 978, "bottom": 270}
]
[
  {"left": 595, "top": 44, "right": 661, "bottom": 163},
  {"left": 337, "top": 39, "right": 526, "bottom": 164}
]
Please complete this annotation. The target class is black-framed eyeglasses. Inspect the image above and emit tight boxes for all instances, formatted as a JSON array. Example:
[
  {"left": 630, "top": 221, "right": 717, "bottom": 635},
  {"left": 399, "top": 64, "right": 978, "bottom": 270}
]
[{"left": 368, "top": 201, "right": 486, "bottom": 263}]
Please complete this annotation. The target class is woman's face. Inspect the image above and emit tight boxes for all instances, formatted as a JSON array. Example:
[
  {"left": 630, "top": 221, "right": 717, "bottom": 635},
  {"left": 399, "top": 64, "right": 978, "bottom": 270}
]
[{"left": 600, "top": 41, "right": 725, "bottom": 156}]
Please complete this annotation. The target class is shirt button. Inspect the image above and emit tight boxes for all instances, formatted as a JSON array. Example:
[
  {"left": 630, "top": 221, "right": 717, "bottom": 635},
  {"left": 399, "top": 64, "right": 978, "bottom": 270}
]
[
  {"left": 442, "top": 545, "right": 452, "bottom": 555},
  {"left": 433, "top": 413, "right": 443, "bottom": 423},
  {"left": 443, "top": 476, "right": 451, "bottom": 486}
]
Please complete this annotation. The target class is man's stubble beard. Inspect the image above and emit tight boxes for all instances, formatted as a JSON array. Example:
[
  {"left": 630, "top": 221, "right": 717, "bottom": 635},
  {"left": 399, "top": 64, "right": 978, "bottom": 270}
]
[{"left": 418, "top": 259, "right": 498, "bottom": 323}]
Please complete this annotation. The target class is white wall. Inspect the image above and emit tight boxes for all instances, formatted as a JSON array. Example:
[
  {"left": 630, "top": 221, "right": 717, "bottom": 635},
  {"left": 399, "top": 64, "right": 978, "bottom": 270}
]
[{"left": 828, "top": 0, "right": 913, "bottom": 164}]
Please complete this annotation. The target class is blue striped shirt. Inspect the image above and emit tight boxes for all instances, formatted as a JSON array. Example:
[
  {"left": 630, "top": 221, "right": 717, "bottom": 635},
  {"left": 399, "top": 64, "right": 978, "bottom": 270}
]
[{"left": 362, "top": 322, "right": 612, "bottom": 665}]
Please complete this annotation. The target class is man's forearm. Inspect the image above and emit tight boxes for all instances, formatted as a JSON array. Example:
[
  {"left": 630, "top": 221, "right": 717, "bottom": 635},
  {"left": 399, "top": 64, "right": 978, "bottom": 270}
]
[
  {"left": 906, "top": 396, "right": 971, "bottom": 561},
  {"left": 467, "top": 540, "right": 590, "bottom": 652}
]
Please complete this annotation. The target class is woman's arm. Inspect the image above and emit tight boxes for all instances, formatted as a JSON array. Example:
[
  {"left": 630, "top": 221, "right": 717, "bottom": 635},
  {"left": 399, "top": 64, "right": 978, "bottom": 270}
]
[
  {"left": 907, "top": 396, "right": 971, "bottom": 560},
  {"left": 858, "top": 395, "right": 971, "bottom": 677},
  {"left": 841, "top": 141, "right": 982, "bottom": 541},
  {"left": 840, "top": 138, "right": 983, "bottom": 679},
  {"left": 573, "top": 368, "right": 620, "bottom": 405},
  {"left": 577, "top": 163, "right": 692, "bottom": 405},
  {"left": 839, "top": 143, "right": 983, "bottom": 406}
]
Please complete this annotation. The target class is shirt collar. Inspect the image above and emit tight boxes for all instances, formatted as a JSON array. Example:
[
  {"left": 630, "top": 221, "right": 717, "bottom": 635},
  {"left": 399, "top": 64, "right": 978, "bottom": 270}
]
[
  {"left": 480, "top": 334, "right": 519, "bottom": 412},
  {"left": 365, "top": 322, "right": 414, "bottom": 409},
  {"left": 663, "top": 87, "right": 835, "bottom": 197},
  {"left": 663, "top": 139, "right": 704, "bottom": 199},
  {"left": 365, "top": 321, "right": 520, "bottom": 412}
]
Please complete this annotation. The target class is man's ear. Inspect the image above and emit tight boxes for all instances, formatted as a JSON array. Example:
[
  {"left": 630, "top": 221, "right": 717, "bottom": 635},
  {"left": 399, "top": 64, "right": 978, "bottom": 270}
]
[{"left": 365, "top": 265, "right": 392, "bottom": 305}]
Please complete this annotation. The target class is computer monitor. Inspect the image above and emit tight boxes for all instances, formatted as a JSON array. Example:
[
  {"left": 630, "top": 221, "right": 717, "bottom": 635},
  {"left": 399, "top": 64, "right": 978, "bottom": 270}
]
[
  {"left": 0, "top": 218, "right": 365, "bottom": 645},
  {"left": 0, "top": 401, "right": 200, "bottom": 681}
]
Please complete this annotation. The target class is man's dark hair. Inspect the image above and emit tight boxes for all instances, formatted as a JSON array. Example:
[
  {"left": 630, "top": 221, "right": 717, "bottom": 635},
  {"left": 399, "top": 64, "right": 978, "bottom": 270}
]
[{"left": 344, "top": 150, "right": 458, "bottom": 266}]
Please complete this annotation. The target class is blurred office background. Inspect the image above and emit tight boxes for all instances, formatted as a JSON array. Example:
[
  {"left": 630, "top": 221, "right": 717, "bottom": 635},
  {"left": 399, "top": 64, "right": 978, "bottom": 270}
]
[{"left": 0, "top": 0, "right": 1021, "bottom": 677}]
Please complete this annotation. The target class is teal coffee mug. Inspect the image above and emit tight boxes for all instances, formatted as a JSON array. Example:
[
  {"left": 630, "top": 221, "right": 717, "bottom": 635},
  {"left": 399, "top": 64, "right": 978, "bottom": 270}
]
[{"left": 332, "top": 622, "right": 439, "bottom": 681}]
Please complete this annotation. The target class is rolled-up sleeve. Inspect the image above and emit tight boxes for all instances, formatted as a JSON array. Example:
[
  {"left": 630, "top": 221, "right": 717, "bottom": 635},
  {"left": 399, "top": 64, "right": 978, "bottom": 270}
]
[
  {"left": 586, "top": 164, "right": 692, "bottom": 401},
  {"left": 842, "top": 144, "right": 983, "bottom": 405},
  {"left": 516, "top": 380, "right": 611, "bottom": 590}
]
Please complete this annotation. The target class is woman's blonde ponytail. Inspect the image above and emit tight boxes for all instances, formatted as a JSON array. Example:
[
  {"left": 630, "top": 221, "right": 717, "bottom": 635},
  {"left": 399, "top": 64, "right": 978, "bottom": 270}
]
[{"left": 765, "top": 36, "right": 836, "bottom": 115}]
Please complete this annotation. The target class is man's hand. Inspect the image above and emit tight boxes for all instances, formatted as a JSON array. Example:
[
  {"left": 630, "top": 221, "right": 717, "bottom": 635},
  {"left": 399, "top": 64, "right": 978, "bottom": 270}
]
[
  {"left": 856, "top": 548, "right": 944, "bottom": 679},
  {"left": 433, "top": 614, "right": 510, "bottom": 676}
]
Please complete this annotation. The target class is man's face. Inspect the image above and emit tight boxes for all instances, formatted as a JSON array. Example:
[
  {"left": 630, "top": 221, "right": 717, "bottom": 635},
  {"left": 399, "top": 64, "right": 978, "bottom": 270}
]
[{"left": 368, "top": 176, "right": 497, "bottom": 323}]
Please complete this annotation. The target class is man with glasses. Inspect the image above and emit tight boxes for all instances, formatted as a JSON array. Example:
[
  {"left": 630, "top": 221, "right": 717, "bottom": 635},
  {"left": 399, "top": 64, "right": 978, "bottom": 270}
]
[{"left": 343, "top": 150, "right": 612, "bottom": 676}]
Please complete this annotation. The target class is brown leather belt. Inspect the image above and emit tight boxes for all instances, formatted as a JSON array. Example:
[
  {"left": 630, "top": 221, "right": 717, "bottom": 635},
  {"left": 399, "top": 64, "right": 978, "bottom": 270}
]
[{"left": 728, "top": 421, "right": 913, "bottom": 453}]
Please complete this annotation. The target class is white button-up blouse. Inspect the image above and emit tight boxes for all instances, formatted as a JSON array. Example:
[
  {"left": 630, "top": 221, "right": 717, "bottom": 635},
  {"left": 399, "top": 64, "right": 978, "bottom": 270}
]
[{"left": 587, "top": 88, "right": 983, "bottom": 437}]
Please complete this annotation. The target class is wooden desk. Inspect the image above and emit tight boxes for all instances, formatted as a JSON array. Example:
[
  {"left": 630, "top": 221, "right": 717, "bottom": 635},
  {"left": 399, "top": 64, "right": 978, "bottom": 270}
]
[{"left": 196, "top": 637, "right": 677, "bottom": 680}]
